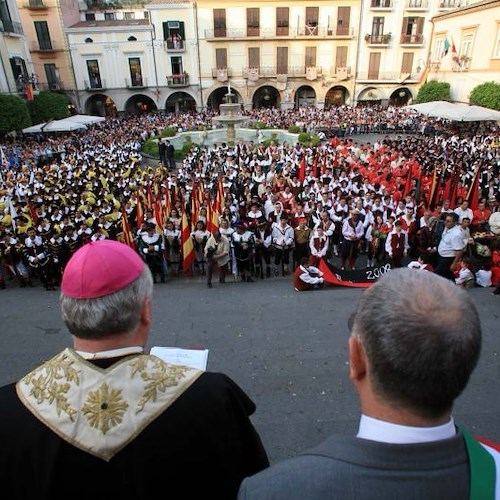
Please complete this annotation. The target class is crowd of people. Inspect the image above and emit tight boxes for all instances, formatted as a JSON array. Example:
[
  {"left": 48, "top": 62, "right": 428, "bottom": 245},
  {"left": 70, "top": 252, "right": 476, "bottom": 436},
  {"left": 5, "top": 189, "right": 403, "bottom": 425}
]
[{"left": 0, "top": 105, "right": 499, "bottom": 291}]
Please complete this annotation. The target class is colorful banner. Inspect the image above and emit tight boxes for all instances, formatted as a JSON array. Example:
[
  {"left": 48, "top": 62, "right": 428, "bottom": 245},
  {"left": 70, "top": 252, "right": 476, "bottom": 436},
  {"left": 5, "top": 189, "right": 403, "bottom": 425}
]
[{"left": 318, "top": 259, "right": 392, "bottom": 288}]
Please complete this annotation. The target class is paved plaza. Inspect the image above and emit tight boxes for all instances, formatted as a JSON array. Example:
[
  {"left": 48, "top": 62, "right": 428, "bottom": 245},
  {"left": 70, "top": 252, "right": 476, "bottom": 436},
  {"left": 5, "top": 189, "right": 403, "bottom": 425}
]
[{"left": 0, "top": 275, "right": 499, "bottom": 462}]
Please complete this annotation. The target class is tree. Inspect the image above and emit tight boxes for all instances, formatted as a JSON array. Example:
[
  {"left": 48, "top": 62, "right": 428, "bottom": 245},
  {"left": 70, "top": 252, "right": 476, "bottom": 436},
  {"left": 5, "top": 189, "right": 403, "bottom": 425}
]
[
  {"left": 416, "top": 81, "right": 450, "bottom": 103},
  {"left": 0, "top": 94, "right": 31, "bottom": 133},
  {"left": 469, "top": 82, "right": 500, "bottom": 111},
  {"left": 28, "top": 91, "right": 69, "bottom": 124}
]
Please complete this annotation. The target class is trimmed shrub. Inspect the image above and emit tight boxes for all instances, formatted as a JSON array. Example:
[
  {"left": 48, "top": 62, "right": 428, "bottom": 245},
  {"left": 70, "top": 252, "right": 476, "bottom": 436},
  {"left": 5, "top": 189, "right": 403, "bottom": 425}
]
[
  {"left": 0, "top": 94, "right": 31, "bottom": 133},
  {"left": 469, "top": 82, "right": 500, "bottom": 111},
  {"left": 28, "top": 91, "right": 69, "bottom": 124},
  {"left": 416, "top": 81, "right": 450, "bottom": 103}
]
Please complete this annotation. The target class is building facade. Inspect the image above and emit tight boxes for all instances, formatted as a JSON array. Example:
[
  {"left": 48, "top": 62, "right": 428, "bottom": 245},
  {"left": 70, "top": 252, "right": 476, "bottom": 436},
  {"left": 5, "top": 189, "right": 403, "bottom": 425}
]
[
  {"left": 13, "top": 0, "right": 498, "bottom": 114},
  {"left": 0, "top": 0, "right": 33, "bottom": 97},
  {"left": 427, "top": 0, "right": 500, "bottom": 103},
  {"left": 16, "top": 0, "right": 79, "bottom": 106}
]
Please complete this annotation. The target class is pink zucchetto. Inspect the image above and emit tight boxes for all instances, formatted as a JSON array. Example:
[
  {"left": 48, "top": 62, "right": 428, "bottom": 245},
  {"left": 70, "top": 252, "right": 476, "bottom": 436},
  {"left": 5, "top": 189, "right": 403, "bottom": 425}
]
[{"left": 61, "top": 240, "right": 144, "bottom": 299}]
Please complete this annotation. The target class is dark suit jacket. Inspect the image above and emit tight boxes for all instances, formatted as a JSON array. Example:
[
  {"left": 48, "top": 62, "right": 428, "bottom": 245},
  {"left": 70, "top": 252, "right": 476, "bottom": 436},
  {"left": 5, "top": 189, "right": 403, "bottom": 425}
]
[{"left": 239, "top": 431, "right": 474, "bottom": 499}]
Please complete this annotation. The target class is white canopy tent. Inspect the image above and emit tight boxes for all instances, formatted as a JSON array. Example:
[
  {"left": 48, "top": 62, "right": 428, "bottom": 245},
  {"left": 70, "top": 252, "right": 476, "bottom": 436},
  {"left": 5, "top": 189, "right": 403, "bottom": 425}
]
[
  {"left": 405, "top": 101, "right": 500, "bottom": 122},
  {"left": 63, "top": 114, "right": 105, "bottom": 125},
  {"left": 22, "top": 118, "right": 88, "bottom": 134}
]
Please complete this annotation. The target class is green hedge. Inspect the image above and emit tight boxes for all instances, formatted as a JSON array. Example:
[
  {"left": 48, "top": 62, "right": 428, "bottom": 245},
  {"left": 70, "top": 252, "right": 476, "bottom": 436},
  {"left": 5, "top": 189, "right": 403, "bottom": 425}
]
[
  {"left": 469, "top": 82, "right": 500, "bottom": 111},
  {"left": 416, "top": 81, "right": 450, "bottom": 103}
]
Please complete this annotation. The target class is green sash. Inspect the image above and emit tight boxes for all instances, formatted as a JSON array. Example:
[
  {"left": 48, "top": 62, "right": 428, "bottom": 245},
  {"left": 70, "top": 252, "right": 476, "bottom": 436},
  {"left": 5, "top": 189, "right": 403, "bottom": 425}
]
[{"left": 458, "top": 425, "right": 496, "bottom": 500}]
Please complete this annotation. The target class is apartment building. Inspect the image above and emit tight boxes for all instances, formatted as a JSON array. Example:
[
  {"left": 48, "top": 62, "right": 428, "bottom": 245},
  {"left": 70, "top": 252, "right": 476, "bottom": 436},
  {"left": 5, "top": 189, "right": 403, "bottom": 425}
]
[
  {"left": 16, "top": 0, "right": 79, "bottom": 107},
  {"left": 14, "top": 0, "right": 497, "bottom": 114},
  {"left": 195, "top": 0, "right": 360, "bottom": 110},
  {"left": 427, "top": 0, "right": 500, "bottom": 103},
  {"left": 355, "top": 0, "right": 483, "bottom": 106},
  {"left": 0, "top": 0, "right": 33, "bottom": 96}
]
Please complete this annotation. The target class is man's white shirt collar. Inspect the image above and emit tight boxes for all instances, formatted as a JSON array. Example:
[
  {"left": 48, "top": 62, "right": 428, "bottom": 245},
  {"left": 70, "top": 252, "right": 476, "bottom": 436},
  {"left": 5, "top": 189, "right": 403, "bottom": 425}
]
[{"left": 357, "top": 414, "right": 456, "bottom": 444}]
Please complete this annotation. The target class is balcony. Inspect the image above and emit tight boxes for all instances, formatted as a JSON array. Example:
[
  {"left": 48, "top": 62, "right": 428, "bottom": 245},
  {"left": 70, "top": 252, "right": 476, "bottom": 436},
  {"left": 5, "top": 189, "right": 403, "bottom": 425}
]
[
  {"left": 39, "top": 81, "right": 65, "bottom": 91},
  {"left": 452, "top": 55, "right": 470, "bottom": 72},
  {"left": 400, "top": 33, "right": 424, "bottom": 45},
  {"left": 365, "top": 34, "right": 391, "bottom": 45},
  {"left": 31, "top": 40, "right": 61, "bottom": 52},
  {"left": 166, "top": 74, "right": 189, "bottom": 87},
  {"left": 164, "top": 39, "right": 185, "bottom": 53},
  {"left": 84, "top": 79, "right": 106, "bottom": 91},
  {"left": 126, "top": 76, "right": 148, "bottom": 89},
  {"left": 25, "top": 0, "right": 48, "bottom": 9},
  {"left": 240, "top": 66, "right": 324, "bottom": 79},
  {"left": 204, "top": 26, "right": 354, "bottom": 40},
  {"left": 0, "top": 19, "right": 24, "bottom": 35},
  {"left": 406, "top": 0, "right": 428, "bottom": 10},
  {"left": 356, "top": 71, "right": 421, "bottom": 82},
  {"left": 438, "top": 0, "right": 465, "bottom": 10},
  {"left": 370, "top": 0, "right": 393, "bottom": 10}
]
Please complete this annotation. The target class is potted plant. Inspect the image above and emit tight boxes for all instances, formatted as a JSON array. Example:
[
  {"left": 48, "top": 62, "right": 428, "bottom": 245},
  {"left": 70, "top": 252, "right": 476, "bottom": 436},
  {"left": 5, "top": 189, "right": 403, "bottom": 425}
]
[{"left": 383, "top": 32, "right": 392, "bottom": 43}]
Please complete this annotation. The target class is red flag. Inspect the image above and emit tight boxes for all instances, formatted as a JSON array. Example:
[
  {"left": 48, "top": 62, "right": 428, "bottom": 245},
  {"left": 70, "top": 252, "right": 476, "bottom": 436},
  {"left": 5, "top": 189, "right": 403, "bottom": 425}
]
[
  {"left": 121, "top": 207, "right": 136, "bottom": 250},
  {"left": 206, "top": 197, "right": 219, "bottom": 234},
  {"left": 298, "top": 155, "right": 306, "bottom": 183},
  {"left": 136, "top": 193, "right": 144, "bottom": 229},
  {"left": 147, "top": 183, "right": 154, "bottom": 210},
  {"left": 162, "top": 185, "right": 171, "bottom": 223},
  {"left": 181, "top": 206, "right": 195, "bottom": 275},
  {"left": 402, "top": 167, "right": 413, "bottom": 198},
  {"left": 427, "top": 165, "right": 439, "bottom": 209},
  {"left": 28, "top": 201, "right": 38, "bottom": 227},
  {"left": 466, "top": 168, "right": 480, "bottom": 211}
]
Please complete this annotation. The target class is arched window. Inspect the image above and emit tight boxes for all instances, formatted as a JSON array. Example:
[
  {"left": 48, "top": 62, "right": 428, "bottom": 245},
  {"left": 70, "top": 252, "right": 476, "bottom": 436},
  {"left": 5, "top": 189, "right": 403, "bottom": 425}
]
[
  {"left": 85, "top": 37, "right": 93, "bottom": 43},
  {"left": 128, "top": 36, "right": 137, "bottom": 42}
]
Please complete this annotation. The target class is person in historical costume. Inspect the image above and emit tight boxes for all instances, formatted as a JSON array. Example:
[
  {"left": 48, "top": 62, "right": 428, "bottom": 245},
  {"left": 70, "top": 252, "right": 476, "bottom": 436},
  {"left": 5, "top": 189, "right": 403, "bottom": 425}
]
[
  {"left": 309, "top": 224, "right": 329, "bottom": 266},
  {"left": 385, "top": 220, "right": 409, "bottom": 268},
  {"left": 138, "top": 223, "right": 165, "bottom": 283},
  {"left": 239, "top": 270, "right": 499, "bottom": 500},
  {"left": 191, "top": 220, "right": 211, "bottom": 275},
  {"left": 0, "top": 240, "right": 269, "bottom": 499},
  {"left": 271, "top": 216, "right": 295, "bottom": 276},
  {"left": 252, "top": 219, "right": 273, "bottom": 278},
  {"left": 293, "top": 256, "right": 325, "bottom": 292},
  {"left": 62, "top": 225, "right": 81, "bottom": 269},
  {"left": 232, "top": 222, "right": 255, "bottom": 282},
  {"left": 204, "top": 230, "right": 230, "bottom": 287},
  {"left": 293, "top": 217, "right": 312, "bottom": 270},
  {"left": 163, "top": 220, "right": 181, "bottom": 275},
  {"left": 340, "top": 209, "right": 365, "bottom": 270},
  {"left": 0, "top": 230, "right": 32, "bottom": 287},
  {"left": 23, "top": 227, "right": 57, "bottom": 290}
]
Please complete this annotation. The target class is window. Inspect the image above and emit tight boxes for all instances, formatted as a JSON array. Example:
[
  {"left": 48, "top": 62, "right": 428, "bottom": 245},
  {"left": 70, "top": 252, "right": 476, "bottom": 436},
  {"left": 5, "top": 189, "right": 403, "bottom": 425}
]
[
  {"left": 459, "top": 34, "right": 473, "bottom": 68},
  {"left": 34, "top": 20, "right": 52, "bottom": 50},
  {"left": 104, "top": 12, "right": 116, "bottom": 21},
  {"left": 401, "top": 17, "right": 424, "bottom": 43},
  {"left": 143, "top": 11, "right": 149, "bottom": 20},
  {"left": 162, "top": 21, "right": 185, "bottom": 49},
  {"left": 335, "top": 46, "right": 348, "bottom": 70},
  {"left": 248, "top": 47, "right": 260, "bottom": 68},
  {"left": 277, "top": 46, "right": 288, "bottom": 74},
  {"left": 305, "top": 47, "right": 316, "bottom": 67},
  {"left": 87, "top": 59, "right": 102, "bottom": 88},
  {"left": 85, "top": 13, "right": 95, "bottom": 21},
  {"left": 372, "top": 17, "right": 384, "bottom": 36},
  {"left": 276, "top": 7, "right": 289, "bottom": 35},
  {"left": 170, "top": 56, "right": 183, "bottom": 75},
  {"left": 494, "top": 28, "right": 500, "bottom": 58},
  {"left": 337, "top": 7, "right": 351, "bottom": 36},
  {"left": 401, "top": 52, "right": 414, "bottom": 74},
  {"left": 10, "top": 56, "right": 28, "bottom": 89},
  {"left": 44, "top": 63, "right": 58, "bottom": 88},
  {"left": 129, "top": 57, "right": 143, "bottom": 86},
  {"left": 215, "top": 48, "right": 227, "bottom": 69},
  {"left": 432, "top": 38, "right": 445, "bottom": 61},
  {"left": 214, "top": 9, "right": 226, "bottom": 37},
  {"left": 123, "top": 12, "right": 135, "bottom": 20},
  {"left": 84, "top": 37, "right": 93, "bottom": 43},
  {"left": 368, "top": 52, "right": 381, "bottom": 79},
  {"left": 247, "top": 8, "right": 259, "bottom": 36},
  {"left": 128, "top": 36, "right": 137, "bottom": 41},
  {"left": 305, "top": 7, "right": 318, "bottom": 35}
]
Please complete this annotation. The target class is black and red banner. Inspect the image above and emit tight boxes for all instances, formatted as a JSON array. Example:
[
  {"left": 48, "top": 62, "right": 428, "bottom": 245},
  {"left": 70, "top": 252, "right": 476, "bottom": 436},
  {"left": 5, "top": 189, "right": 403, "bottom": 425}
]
[{"left": 318, "top": 259, "right": 393, "bottom": 288}]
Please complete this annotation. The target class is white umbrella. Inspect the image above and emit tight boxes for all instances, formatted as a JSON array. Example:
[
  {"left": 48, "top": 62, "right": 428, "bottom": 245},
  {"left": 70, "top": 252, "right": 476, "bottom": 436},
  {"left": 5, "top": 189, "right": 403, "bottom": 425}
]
[
  {"left": 41, "top": 120, "right": 87, "bottom": 132},
  {"left": 22, "top": 123, "right": 46, "bottom": 133},
  {"left": 64, "top": 114, "right": 105, "bottom": 125},
  {"left": 405, "top": 101, "right": 500, "bottom": 121}
]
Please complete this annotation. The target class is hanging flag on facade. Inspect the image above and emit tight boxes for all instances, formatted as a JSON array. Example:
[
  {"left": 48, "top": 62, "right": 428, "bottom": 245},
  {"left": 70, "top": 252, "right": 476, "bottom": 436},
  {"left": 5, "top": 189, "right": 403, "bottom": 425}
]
[{"left": 443, "top": 38, "right": 451, "bottom": 56}]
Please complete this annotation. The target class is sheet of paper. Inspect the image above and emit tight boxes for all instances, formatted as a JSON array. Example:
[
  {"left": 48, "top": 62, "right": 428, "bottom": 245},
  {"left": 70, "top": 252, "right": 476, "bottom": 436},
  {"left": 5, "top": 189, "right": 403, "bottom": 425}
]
[{"left": 150, "top": 346, "right": 209, "bottom": 371}]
